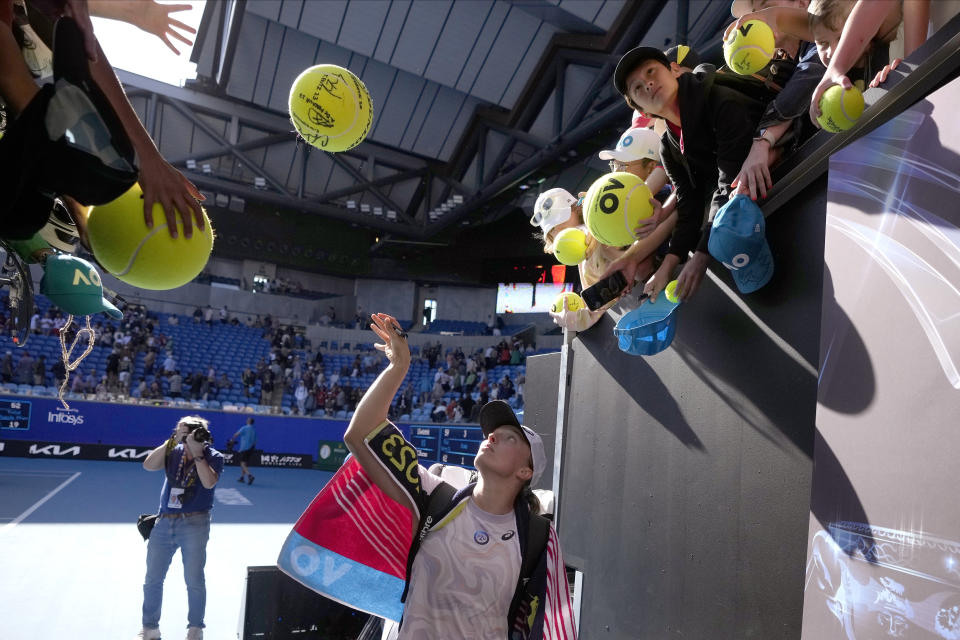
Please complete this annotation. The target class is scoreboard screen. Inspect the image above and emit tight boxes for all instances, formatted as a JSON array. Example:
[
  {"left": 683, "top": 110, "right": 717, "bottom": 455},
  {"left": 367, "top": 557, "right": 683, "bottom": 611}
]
[{"left": 0, "top": 399, "right": 30, "bottom": 430}]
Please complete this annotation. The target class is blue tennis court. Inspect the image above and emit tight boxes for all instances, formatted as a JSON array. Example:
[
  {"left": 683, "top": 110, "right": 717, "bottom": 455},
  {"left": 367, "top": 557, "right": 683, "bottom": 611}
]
[{"left": 0, "top": 457, "right": 334, "bottom": 639}]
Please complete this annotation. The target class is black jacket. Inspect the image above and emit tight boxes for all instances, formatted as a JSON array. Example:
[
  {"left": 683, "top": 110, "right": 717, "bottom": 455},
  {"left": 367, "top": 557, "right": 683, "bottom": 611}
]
[{"left": 660, "top": 71, "right": 764, "bottom": 259}]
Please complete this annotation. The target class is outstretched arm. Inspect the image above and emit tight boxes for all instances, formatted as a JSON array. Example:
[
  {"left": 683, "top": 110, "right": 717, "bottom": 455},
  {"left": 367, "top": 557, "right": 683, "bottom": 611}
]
[
  {"left": 343, "top": 314, "right": 416, "bottom": 514},
  {"left": 88, "top": 1, "right": 196, "bottom": 55},
  {"left": 86, "top": 39, "right": 206, "bottom": 238}
]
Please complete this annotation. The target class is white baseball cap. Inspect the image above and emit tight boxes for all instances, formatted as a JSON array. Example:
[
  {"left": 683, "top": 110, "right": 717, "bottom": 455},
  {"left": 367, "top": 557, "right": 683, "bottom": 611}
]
[
  {"left": 530, "top": 187, "right": 578, "bottom": 236},
  {"left": 598, "top": 126, "right": 662, "bottom": 163},
  {"left": 479, "top": 400, "right": 546, "bottom": 486}
]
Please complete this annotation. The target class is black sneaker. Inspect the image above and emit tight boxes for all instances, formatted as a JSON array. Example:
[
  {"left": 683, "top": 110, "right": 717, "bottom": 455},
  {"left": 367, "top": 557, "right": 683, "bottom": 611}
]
[
  {"left": 247, "top": 475, "right": 255, "bottom": 485},
  {"left": 237, "top": 475, "right": 245, "bottom": 482}
]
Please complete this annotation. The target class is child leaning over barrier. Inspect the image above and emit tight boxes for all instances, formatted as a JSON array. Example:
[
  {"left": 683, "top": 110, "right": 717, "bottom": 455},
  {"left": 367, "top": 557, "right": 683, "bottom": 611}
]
[
  {"left": 614, "top": 46, "right": 764, "bottom": 302},
  {"left": 534, "top": 127, "right": 678, "bottom": 332}
]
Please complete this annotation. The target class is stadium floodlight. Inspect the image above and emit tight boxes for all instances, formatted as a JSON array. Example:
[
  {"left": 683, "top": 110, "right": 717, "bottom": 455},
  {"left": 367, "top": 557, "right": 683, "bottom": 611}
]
[
  {"left": 186, "top": 159, "right": 197, "bottom": 170},
  {"left": 360, "top": 203, "right": 371, "bottom": 213},
  {"left": 346, "top": 200, "right": 357, "bottom": 209}
]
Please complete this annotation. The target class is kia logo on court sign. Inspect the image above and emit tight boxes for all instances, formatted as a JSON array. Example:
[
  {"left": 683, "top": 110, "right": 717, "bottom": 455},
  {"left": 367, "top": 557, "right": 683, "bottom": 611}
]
[
  {"left": 28, "top": 443, "right": 81, "bottom": 457},
  {"left": 107, "top": 447, "right": 151, "bottom": 460}
]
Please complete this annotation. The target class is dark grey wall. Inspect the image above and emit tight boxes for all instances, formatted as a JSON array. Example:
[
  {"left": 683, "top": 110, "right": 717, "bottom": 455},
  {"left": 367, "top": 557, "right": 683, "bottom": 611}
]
[
  {"left": 521, "top": 351, "right": 562, "bottom": 491},
  {"left": 557, "top": 178, "right": 826, "bottom": 639}
]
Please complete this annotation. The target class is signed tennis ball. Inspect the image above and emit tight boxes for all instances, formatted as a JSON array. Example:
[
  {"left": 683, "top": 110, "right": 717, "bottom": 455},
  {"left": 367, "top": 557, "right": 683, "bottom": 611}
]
[
  {"left": 553, "top": 227, "right": 587, "bottom": 265},
  {"left": 664, "top": 280, "right": 679, "bottom": 303},
  {"left": 551, "top": 292, "right": 584, "bottom": 314},
  {"left": 289, "top": 64, "right": 373, "bottom": 152},
  {"left": 817, "top": 85, "right": 864, "bottom": 133},
  {"left": 87, "top": 183, "right": 214, "bottom": 290},
  {"left": 583, "top": 172, "right": 653, "bottom": 247},
  {"left": 724, "top": 19, "right": 775, "bottom": 75}
]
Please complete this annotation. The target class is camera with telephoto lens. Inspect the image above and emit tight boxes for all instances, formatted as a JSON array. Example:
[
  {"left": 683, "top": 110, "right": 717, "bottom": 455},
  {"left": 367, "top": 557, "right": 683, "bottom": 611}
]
[{"left": 181, "top": 421, "right": 212, "bottom": 444}]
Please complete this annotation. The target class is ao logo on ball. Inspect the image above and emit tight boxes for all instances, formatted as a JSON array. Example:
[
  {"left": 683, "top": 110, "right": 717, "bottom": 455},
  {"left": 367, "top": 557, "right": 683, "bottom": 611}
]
[{"left": 584, "top": 172, "right": 653, "bottom": 247}]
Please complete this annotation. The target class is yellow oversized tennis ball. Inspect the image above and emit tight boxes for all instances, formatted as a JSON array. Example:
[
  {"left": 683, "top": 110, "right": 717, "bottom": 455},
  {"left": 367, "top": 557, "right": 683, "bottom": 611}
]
[
  {"left": 289, "top": 64, "right": 373, "bottom": 152},
  {"left": 87, "top": 183, "right": 214, "bottom": 290},
  {"left": 583, "top": 171, "right": 653, "bottom": 247},
  {"left": 553, "top": 227, "right": 587, "bottom": 265},
  {"left": 551, "top": 292, "right": 584, "bottom": 314},
  {"left": 724, "top": 20, "right": 775, "bottom": 75},
  {"left": 664, "top": 280, "right": 679, "bottom": 303},
  {"left": 817, "top": 85, "right": 864, "bottom": 133}
]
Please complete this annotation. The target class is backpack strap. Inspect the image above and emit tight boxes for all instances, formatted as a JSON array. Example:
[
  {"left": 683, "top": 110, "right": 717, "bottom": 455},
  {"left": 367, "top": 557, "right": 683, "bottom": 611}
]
[
  {"left": 399, "top": 481, "right": 473, "bottom": 603},
  {"left": 507, "top": 510, "right": 551, "bottom": 636}
]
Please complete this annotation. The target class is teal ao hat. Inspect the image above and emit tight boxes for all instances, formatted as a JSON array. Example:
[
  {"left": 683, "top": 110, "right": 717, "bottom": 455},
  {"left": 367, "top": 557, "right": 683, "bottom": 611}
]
[{"left": 40, "top": 254, "right": 122, "bottom": 319}]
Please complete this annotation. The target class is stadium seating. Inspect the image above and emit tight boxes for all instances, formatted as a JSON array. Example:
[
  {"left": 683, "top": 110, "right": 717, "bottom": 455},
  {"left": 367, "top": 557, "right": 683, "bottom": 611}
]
[{"left": 0, "top": 292, "right": 544, "bottom": 420}]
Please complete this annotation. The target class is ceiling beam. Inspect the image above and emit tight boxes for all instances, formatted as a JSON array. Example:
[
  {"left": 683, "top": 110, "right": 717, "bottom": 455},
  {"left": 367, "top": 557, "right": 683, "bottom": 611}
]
[
  {"left": 186, "top": 172, "right": 416, "bottom": 236},
  {"left": 162, "top": 96, "right": 290, "bottom": 195}
]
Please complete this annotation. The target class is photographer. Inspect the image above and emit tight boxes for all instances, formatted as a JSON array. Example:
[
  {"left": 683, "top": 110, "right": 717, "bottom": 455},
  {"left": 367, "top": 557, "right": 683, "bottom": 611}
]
[{"left": 136, "top": 416, "right": 224, "bottom": 640}]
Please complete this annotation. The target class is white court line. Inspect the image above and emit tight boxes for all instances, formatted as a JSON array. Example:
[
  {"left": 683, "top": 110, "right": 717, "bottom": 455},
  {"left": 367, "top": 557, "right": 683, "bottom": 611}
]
[
  {"left": 0, "top": 471, "right": 80, "bottom": 533},
  {"left": 0, "top": 470, "right": 76, "bottom": 477}
]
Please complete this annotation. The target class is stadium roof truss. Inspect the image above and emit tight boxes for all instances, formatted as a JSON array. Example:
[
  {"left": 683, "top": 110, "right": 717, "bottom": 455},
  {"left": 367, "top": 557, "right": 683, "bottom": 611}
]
[{"left": 120, "top": 0, "right": 733, "bottom": 243}]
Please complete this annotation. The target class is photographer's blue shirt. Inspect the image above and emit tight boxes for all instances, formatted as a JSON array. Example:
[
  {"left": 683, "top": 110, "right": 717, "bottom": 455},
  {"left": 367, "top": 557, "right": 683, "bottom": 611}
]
[{"left": 158, "top": 444, "right": 224, "bottom": 514}]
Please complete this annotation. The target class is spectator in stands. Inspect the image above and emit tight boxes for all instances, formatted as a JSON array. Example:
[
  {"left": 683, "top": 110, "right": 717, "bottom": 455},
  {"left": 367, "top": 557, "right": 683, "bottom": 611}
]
[
  {"left": 217, "top": 372, "right": 231, "bottom": 396},
  {"left": 40, "top": 312, "right": 54, "bottom": 334},
  {"left": 219, "top": 305, "right": 228, "bottom": 324},
  {"left": 30, "top": 311, "right": 40, "bottom": 334},
  {"left": 203, "top": 305, "right": 214, "bottom": 326},
  {"left": 192, "top": 307, "right": 202, "bottom": 323},
  {"left": 168, "top": 314, "right": 178, "bottom": 326},
  {"left": 315, "top": 386, "right": 328, "bottom": 415},
  {"left": 187, "top": 370, "right": 203, "bottom": 401},
  {"left": 107, "top": 348, "right": 120, "bottom": 380},
  {"left": 119, "top": 356, "right": 132, "bottom": 393},
  {"left": 15, "top": 350, "right": 33, "bottom": 384},
  {"left": 32, "top": 354, "right": 46, "bottom": 386},
  {"left": 259, "top": 370, "right": 274, "bottom": 406},
  {"left": 510, "top": 345, "right": 523, "bottom": 365},
  {"left": 241, "top": 368, "right": 255, "bottom": 399},
  {"left": 162, "top": 352, "right": 176, "bottom": 376},
  {"left": 136, "top": 377, "right": 147, "bottom": 398},
  {"left": 83, "top": 369, "right": 98, "bottom": 394},
  {"left": 144, "top": 349, "right": 157, "bottom": 376},
  {"left": 52, "top": 357, "right": 66, "bottom": 388},
  {"left": 614, "top": 46, "right": 763, "bottom": 302},
  {"left": 168, "top": 371, "right": 183, "bottom": 399},
  {"left": 294, "top": 380, "right": 308, "bottom": 415},
  {"left": 144, "top": 381, "right": 162, "bottom": 400}
]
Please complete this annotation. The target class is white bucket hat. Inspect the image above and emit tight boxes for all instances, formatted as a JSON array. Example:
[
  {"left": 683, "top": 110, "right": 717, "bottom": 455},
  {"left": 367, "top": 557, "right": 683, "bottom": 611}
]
[{"left": 530, "top": 187, "right": 578, "bottom": 236}]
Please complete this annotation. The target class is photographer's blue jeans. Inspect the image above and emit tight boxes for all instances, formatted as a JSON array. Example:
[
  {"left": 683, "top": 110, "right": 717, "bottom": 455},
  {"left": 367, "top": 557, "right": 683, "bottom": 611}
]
[{"left": 141, "top": 511, "right": 211, "bottom": 629}]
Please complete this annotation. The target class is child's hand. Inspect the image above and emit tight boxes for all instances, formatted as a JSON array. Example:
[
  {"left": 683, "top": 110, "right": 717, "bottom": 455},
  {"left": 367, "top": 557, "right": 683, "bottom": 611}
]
[
  {"left": 549, "top": 298, "right": 604, "bottom": 332},
  {"left": 633, "top": 197, "right": 663, "bottom": 239},
  {"left": 724, "top": 8, "right": 781, "bottom": 42},
  {"left": 869, "top": 58, "right": 901, "bottom": 87},
  {"left": 809, "top": 73, "right": 854, "bottom": 126},
  {"left": 673, "top": 251, "right": 710, "bottom": 302},
  {"left": 732, "top": 140, "right": 773, "bottom": 201},
  {"left": 643, "top": 263, "right": 672, "bottom": 303}
]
